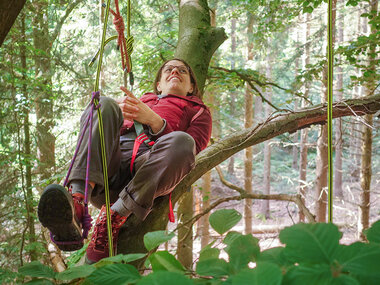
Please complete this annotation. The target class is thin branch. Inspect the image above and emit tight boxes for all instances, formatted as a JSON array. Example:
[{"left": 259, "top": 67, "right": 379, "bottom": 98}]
[
  {"left": 215, "top": 166, "right": 245, "bottom": 194},
  {"left": 51, "top": 0, "right": 85, "bottom": 43},
  {"left": 175, "top": 192, "right": 315, "bottom": 239}
]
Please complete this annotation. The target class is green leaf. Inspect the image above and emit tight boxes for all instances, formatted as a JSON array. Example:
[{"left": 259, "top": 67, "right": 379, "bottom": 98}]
[
  {"left": 366, "top": 220, "right": 380, "bottom": 244},
  {"left": 95, "top": 253, "right": 146, "bottom": 267},
  {"left": 136, "top": 271, "right": 192, "bottom": 285},
  {"left": 331, "top": 275, "right": 360, "bottom": 285},
  {"left": 259, "top": 247, "right": 292, "bottom": 267},
  {"left": 149, "top": 251, "right": 185, "bottom": 273},
  {"left": 144, "top": 231, "right": 175, "bottom": 251},
  {"left": 209, "top": 209, "right": 242, "bottom": 235},
  {"left": 337, "top": 242, "right": 380, "bottom": 280},
  {"left": 18, "top": 261, "right": 56, "bottom": 279},
  {"left": 227, "top": 262, "right": 282, "bottom": 285},
  {"left": 56, "top": 264, "right": 95, "bottom": 281},
  {"left": 225, "top": 234, "right": 260, "bottom": 271},
  {"left": 279, "top": 223, "right": 341, "bottom": 264},
  {"left": 199, "top": 247, "right": 220, "bottom": 262},
  {"left": 283, "top": 264, "right": 334, "bottom": 285},
  {"left": 86, "top": 263, "right": 141, "bottom": 285},
  {"left": 196, "top": 258, "right": 231, "bottom": 278},
  {"left": 223, "top": 231, "right": 242, "bottom": 246}
]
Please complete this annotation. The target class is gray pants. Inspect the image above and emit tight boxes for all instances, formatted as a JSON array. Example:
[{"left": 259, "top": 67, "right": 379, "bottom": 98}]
[{"left": 69, "top": 97, "right": 196, "bottom": 220}]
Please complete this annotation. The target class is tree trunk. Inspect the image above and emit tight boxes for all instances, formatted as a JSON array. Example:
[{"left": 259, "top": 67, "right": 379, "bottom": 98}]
[
  {"left": 20, "top": 10, "right": 37, "bottom": 262},
  {"left": 200, "top": 171, "right": 211, "bottom": 248},
  {"left": 261, "top": 53, "right": 272, "bottom": 219},
  {"left": 177, "top": 190, "right": 193, "bottom": 269},
  {"left": 32, "top": 0, "right": 56, "bottom": 185},
  {"left": 0, "top": 0, "right": 26, "bottom": 46},
  {"left": 244, "top": 12, "right": 254, "bottom": 234},
  {"left": 334, "top": 2, "right": 344, "bottom": 198},
  {"left": 299, "top": 13, "right": 311, "bottom": 222},
  {"left": 227, "top": 18, "right": 237, "bottom": 176},
  {"left": 358, "top": 0, "right": 377, "bottom": 240},
  {"left": 315, "top": 0, "right": 336, "bottom": 222}
]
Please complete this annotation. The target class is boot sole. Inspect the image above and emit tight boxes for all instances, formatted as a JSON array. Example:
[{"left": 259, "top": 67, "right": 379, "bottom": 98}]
[{"left": 38, "top": 184, "right": 84, "bottom": 251}]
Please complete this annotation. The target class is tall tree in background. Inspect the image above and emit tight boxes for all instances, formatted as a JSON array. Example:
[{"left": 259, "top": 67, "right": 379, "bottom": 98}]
[
  {"left": 315, "top": 0, "right": 336, "bottom": 222},
  {"left": 32, "top": 0, "right": 56, "bottom": 185},
  {"left": 299, "top": 13, "right": 311, "bottom": 222},
  {"left": 20, "top": 11, "right": 37, "bottom": 262},
  {"left": 227, "top": 17, "right": 237, "bottom": 176},
  {"left": 244, "top": 12, "right": 254, "bottom": 234},
  {"left": 261, "top": 50, "right": 272, "bottom": 219},
  {"left": 334, "top": 0, "right": 344, "bottom": 198},
  {"left": 358, "top": 0, "right": 377, "bottom": 240}
]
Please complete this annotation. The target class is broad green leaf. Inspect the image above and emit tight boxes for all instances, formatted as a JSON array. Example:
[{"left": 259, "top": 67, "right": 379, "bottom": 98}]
[
  {"left": 149, "top": 251, "right": 185, "bottom": 273},
  {"left": 18, "top": 261, "right": 56, "bottom": 279},
  {"left": 331, "top": 275, "right": 360, "bottom": 285},
  {"left": 136, "top": 271, "right": 192, "bottom": 285},
  {"left": 56, "top": 264, "right": 95, "bottom": 281},
  {"left": 94, "top": 253, "right": 146, "bottom": 267},
  {"left": 283, "top": 264, "right": 334, "bottom": 285},
  {"left": 223, "top": 231, "right": 242, "bottom": 246},
  {"left": 279, "top": 223, "right": 341, "bottom": 264},
  {"left": 337, "top": 242, "right": 380, "bottom": 280},
  {"left": 225, "top": 234, "right": 260, "bottom": 271},
  {"left": 199, "top": 247, "right": 220, "bottom": 262},
  {"left": 196, "top": 258, "right": 231, "bottom": 278},
  {"left": 259, "top": 247, "right": 292, "bottom": 267},
  {"left": 227, "top": 262, "right": 282, "bottom": 285},
  {"left": 366, "top": 220, "right": 380, "bottom": 244},
  {"left": 144, "top": 231, "right": 175, "bottom": 251},
  {"left": 86, "top": 263, "right": 141, "bottom": 285},
  {"left": 209, "top": 209, "right": 242, "bottom": 235}
]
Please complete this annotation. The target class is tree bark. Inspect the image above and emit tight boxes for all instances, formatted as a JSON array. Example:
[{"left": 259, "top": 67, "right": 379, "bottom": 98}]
[
  {"left": 315, "top": 0, "right": 336, "bottom": 222},
  {"left": 175, "top": 0, "right": 227, "bottom": 93},
  {"left": 299, "top": 13, "right": 311, "bottom": 222},
  {"left": 334, "top": 1, "right": 344, "bottom": 198},
  {"left": 33, "top": 0, "right": 56, "bottom": 185},
  {"left": 200, "top": 171, "right": 211, "bottom": 248},
  {"left": 20, "top": 10, "right": 37, "bottom": 262},
  {"left": 358, "top": 0, "right": 377, "bottom": 240},
  {"left": 227, "top": 18, "right": 237, "bottom": 176},
  {"left": 244, "top": 12, "right": 254, "bottom": 234},
  {"left": 261, "top": 52, "right": 272, "bottom": 219},
  {"left": 177, "top": 190, "right": 193, "bottom": 269},
  {"left": 0, "top": 0, "right": 26, "bottom": 46}
]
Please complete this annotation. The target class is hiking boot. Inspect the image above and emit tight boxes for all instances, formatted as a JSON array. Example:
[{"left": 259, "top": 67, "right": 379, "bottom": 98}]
[
  {"left": 38, "top": 184, "right": 84, "bottom": 251},
  {"left": 86, "top": 205, "right": 128, "bottom": 263}
]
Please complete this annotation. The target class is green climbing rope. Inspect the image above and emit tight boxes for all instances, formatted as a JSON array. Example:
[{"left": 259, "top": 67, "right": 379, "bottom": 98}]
[
  {"left": 93, "top": 0, "right": 114, "bottom": 257},
  {"left": 327, "top": 0, "right": 334, "bottom": 223}
]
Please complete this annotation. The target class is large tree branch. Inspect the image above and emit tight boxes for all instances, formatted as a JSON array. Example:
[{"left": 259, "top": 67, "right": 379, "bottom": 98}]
[{"left": 118, "top": 93, "right": 380, "bottom": 260}]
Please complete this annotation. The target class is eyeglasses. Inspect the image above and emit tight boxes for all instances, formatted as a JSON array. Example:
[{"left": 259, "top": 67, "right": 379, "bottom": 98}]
[{"left": 163, "top": 65, "right": 189, "bottom": 74}]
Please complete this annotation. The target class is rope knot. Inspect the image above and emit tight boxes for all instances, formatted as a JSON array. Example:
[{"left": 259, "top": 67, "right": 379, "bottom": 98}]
[{"left": 113, "top": 15, "right": 125, "bottom": 34}]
